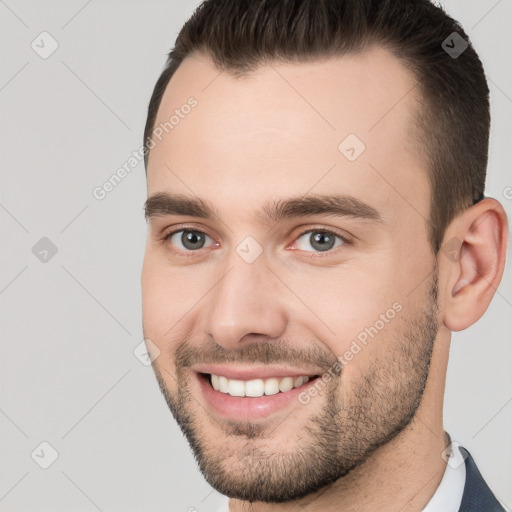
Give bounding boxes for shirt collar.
[422,440,467,512]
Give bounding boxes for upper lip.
[191,364,322,381]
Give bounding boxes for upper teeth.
[210,374,310,397]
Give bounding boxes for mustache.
[174,337,339,373]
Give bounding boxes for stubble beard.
[151,270,439,503]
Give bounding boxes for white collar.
[422,441,466,512]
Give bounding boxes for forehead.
[147,47,429,224]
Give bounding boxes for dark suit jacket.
[459,446,505,511]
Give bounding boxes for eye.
[161,226,348,256]
[165,229,216,252]
[293,229,346,253]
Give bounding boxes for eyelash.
[160,225,351,258]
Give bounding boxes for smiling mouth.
[202,373,320,397]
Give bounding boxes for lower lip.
[196,374,318,421]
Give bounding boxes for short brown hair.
[143,0,490,253]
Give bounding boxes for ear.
[440,198,509,331]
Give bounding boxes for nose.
[202,255,288,350]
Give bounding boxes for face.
[141,47,440,502]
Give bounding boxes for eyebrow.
[144,192,382,226]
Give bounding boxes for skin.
[141,47,508,511]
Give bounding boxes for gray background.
[0,1,511,511]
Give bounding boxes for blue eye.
[294,230,345,252]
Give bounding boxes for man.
[140,0,508,510]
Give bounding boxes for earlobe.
[441,198,508,332]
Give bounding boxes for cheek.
[141,257,163,329]
[290,267,407,374]
[141,255,179,347]
[292,267,396,331]
[141,255,211,349]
